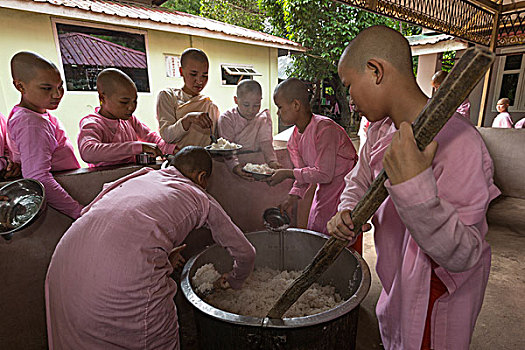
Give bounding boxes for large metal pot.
[181,228,370,350]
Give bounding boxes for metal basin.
[0,179,46,241]
[181,228,370,349]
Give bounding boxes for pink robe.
[492,112,513,128]
[288,114,357,234]
[7,106,82,219]
[0,113,9,171]
[218,107,277,169]
[339,114,500,349]
[45,167,255,350]
[78,108,176,167]
[514,118,525,128]
[456,99,471,120]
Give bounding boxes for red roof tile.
[59,32,147,68]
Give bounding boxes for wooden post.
[477,8,500,127]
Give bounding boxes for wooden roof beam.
[502,2,525,13]
[468,0,500,13]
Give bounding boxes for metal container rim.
[181,228,371,328]
[0,178,46,237]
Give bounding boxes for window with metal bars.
[493,49,525,112]
[221,64,261,85]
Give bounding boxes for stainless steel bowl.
[204,144,243,156]
[135,152,156,165]
[0,179,46,240]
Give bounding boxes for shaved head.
[171,146,212,179]
[498,97,510,105]
[237,79,262,98]
[431,70,448,86]
[339,26,413,76]
[273,78,310,106]
[97,68,136,96]
[11,51,59,83]
[180,48,209,68]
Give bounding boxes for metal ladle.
[263,207,290,270]
[263,207,290,232]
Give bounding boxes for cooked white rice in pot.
[192,264,343,318]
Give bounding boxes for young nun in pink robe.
[492,98,514,128]
[267,78,359,250]
[331,26,500,350]
[8,52,82,219]
[156,48,219,148]
[46,146,256,350]
[78,69,175,167]
[218,80,280,179]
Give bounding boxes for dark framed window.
[494,51,525,111]
[55,22,150,92]
[498,54,523,106]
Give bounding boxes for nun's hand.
[168,244,187,270]
[383,122,438,185]
[266,169,294,186]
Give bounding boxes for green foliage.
[164,0,266,32]
[200,0,266,31]
[441,50,456,72]
[260,0,420,129]
[161,0,201,15]
[260,0,418,81]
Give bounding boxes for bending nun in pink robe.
[45,166,255,350]
[78,107,176,167]
[218,107,277,169]
[8,106,82,219]
[288,114,357,234]
[339,114,500,349]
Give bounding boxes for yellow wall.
[0,7,280,164]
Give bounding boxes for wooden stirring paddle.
[266,46,495,319]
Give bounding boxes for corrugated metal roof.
[27,0,304,50]
[59,32,147,68]
[406,34,457,46]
